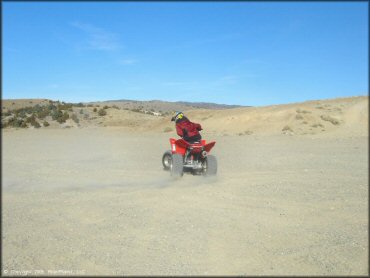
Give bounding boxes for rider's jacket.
[175,117,202,143]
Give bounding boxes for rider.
[171,111,202,143]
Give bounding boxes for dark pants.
[184,134,202,143]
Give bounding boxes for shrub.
[26,114,37,123]
[282,125,293,133]
[98,109,107,116]
[37,109,50,119]
[320,115,340,125]
[112,105,120,109]
[311,123,324,128]
[60,111,70,123]
[6,117,15,126]
[3,111,12,117]
[57,103,73,111]
[79,109,84,114]
[103,105,109,109]
[8,117,27,128]
[13,106,32,118]
[52,110,69,123]
[25,114,41,128]
[20,121,28,128]
[295,114,304,120]
[51,110,63,121]
[31,120,41,128]
[43,121,50,127]
[18,111,27,118]
[71,113,79,123]
[93,108,97,112]
[47,103,57,111]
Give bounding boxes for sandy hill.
[2,96,368,137]
[151,96,368,137]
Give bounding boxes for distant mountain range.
[2,98,248,115]
[173,101,246,109]
[97,99,248,112]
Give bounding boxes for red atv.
[162,138,217,177]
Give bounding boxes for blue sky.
[3,2,368,106]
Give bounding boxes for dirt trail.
[2,127,368,275]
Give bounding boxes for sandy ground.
[2,127,368,276]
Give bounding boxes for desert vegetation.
[282,125,293,134]
[296,108,311,114]
[320,115,340,125]
[98,108,107,116]
[71,113,79,123]
[295,114,304,120]
[311,123,324,128]
[1,101,88,129]
[129,105,165,116]
[1,99,169,129]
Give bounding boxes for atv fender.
[204,142,216,153]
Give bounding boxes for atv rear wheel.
[171,153,184,177]
[203,155,217,176]
[162,151,172,171]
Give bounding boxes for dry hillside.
[154,96,368,137]
[2,96,368,137]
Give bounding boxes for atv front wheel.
[203,155,217,176]
[171,153,184,177]
[162,151,172,171]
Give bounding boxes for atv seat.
[175,139,203,153]
[189,141,201,146]
[188,142,204,154]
